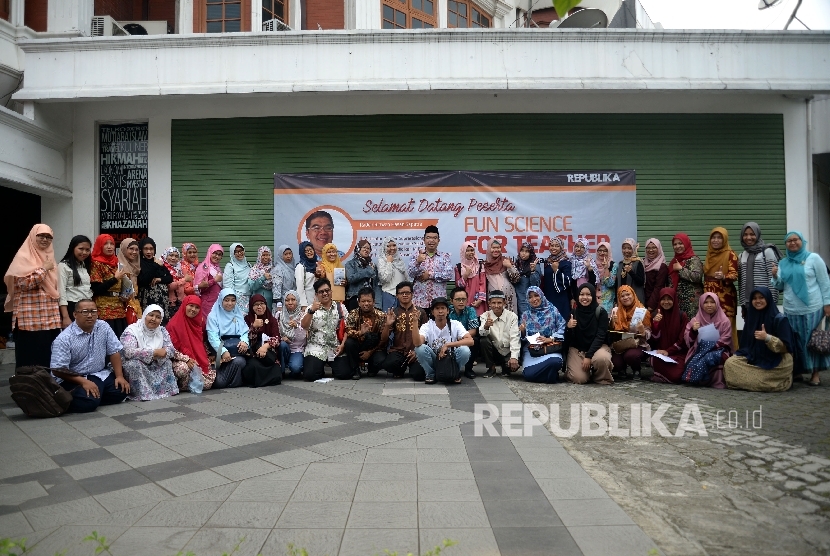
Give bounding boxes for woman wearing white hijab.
[224,242,252,315]
[120,304,179,401]
[377,237,409,311]
[206,288,249,388]
[271,244,297,311]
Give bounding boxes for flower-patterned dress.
[598,263,618,313]
[120,327,180,401]
[675,256,704,319]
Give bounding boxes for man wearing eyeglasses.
[49,299,131,413]
[300,277,351,381]
[377,281,428,380]
[305,210,335,259]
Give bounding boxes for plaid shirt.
[12,268,61,331]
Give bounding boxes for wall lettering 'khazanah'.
[99,123,149,244]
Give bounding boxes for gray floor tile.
[217,431,273,447]
[417,448,470,463]
[76,469,151,497]
[416,435,467,449]
[418,501,490,528]
[281,430,339,448]
[290,480,357,502]
[568,525,659,556]
[323,449,367,463]
[136,500,222,527]
[192,447,252,468]
[304,439,366,457]
[206,501,285,528]
[524,459,591,480]
[71,502,157,527]
[0,480,47,507]
[274,501,351,528]
[535,478,611,500]
[492,525,582,556]
[418,461,475,480]
[102,438,165,458]
[420,528,500,556]
[305,462,364,481]
[228,478,299,502]
[260,448,326,468]
[215,411,264,423]
[136,457,206,482]
[169,437,231,457]
[418,480,482,502]
[117,447,184,468]
[93,483,171,513]
[476,478,548,501]
[365,448,419,463]
[50,448,113,467]
[174,483,239,501]
[339,528,419,556]
[156,470,231,497]
[25,524,128,556]
[353,480,418,502]
[514,446,574,462]
[237,437,297,458]
[373,437,417,449]
[23,496,109,530]
[347,501,418,528]
[183,527,269,556]
[260,528,343,555]
[483,499,563,527]
[63,457,132,481]
[107,526,198,556]
[0,511,32,538]
[362,463,416,481]
[470,460,533,481]
[551,498,636,527]
[212,458,283,481]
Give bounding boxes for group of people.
[4,219,829,415]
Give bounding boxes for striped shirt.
[738,248,781,307]
[50,320,123,379]
[11,268,61,331]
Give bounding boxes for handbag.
[807,316,830,355]
[527,342,562,357]
[125,305,138,325]
[434,347,461,383]
[222,335,241,357]
[336,302,346,343]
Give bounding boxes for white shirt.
[419,319,468,352]
[478,309,521,360]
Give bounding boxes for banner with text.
[99,123,148,244]
[274,170,636,262]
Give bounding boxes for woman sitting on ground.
[242,294,283,387]
[681,293,732,388]
[609,285,652,381]
[167,294,216,392]
[564,284,613,385]
[724,287,795,392]
[520,286,566,384]
[120,304,179,401]
[649,287,690,384]
[206,288,249,388]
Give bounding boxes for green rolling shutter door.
[171,114,785,263]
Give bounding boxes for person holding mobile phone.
[89,234,130,337]
[407,225,453,311]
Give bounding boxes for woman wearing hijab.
[614,238,645,305]
[167,294,215,392]
[295,241,318,310]
[681,293,732,388]
[541,237,573,321]
[89,235,130,337]
[206,288,249,388]
[569,236,599,297]
[669,233,704,319]
[4,224,61,368]
[738,222,782,318]
[378,237,409,311]
[137,238,173,322]
[595,242,617,313]
[609,285,652,380]
[320,242,346,303]
[724,287,795,392]
[118,238,143,326]
[57,235,92,328]
[771,231,830,386]
[180,243,199,297]
[564,283,613,385]
[520,286,566,383]
[703,227,740,348]
[643,238,669,312]
[649,287,690,384]
[514,242,542,317]
[161,246,187,318]
[248,246,275,309]
[224,243,252,315]
[195,244,224,317]
[345,239,380,311]
[456,241,487,316]
[242,294,282,387]
[120,304,179,401]
[271,244,297,311]
[484,240,518,313]
[278,290,307,376]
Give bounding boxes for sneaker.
[483,368,496,378]
[464,369,477,379]
[352,370,361,380]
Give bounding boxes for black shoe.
[352,370,361,380]
[464,369,477,379]
[483,368,496,378]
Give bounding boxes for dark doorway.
[0,186,41,337]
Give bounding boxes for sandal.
[425,378,436,384]
[454,377,462,384]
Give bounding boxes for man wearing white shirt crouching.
[412,297,473,384]
[478,290,521,378]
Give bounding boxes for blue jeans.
[280,342,304,375]
[415,345,471,380]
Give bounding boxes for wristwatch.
[307,308,315,315]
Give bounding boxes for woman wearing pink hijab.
[681,292,733,388]
[455,241,487,316]
[643,238,669,313]
[4,224,61,368]
[194,244,224,317]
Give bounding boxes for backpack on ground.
[434,347,461,383]
[9,366,73,418]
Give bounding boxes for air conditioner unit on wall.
[91,16,129,36]
[263,18,291,31]
[118,21,169,35]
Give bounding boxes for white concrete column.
[346,0,378,30]
[42,196,73,259]
[72,117,97,244]
[783,99,812,241]
[289,0,302,30]
[177,0,194,34]
[148,117,172,249]
[48,0,93,36]
[437,0,447,27]
[252,0,262,30]
[10,0,24,27]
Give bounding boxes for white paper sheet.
[314,378,335,383]
[526,333,542,346]
[644,350,677,364]
[697,323,720,342]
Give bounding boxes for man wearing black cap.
[411,296,474,384]
[478,289,521,378]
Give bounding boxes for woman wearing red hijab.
[4,224,61,368]
[89,234,130,337]
[668,233,704,319]
[167,294,215,391]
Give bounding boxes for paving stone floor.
[0,363,658,556]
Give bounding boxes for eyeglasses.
[317,288,332,294]
[398,291,412,295]
[76,309,98,315]
[424,235,439,240]
[36,234,53,241]
[309,225,334,233]
[785,238,801,244]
